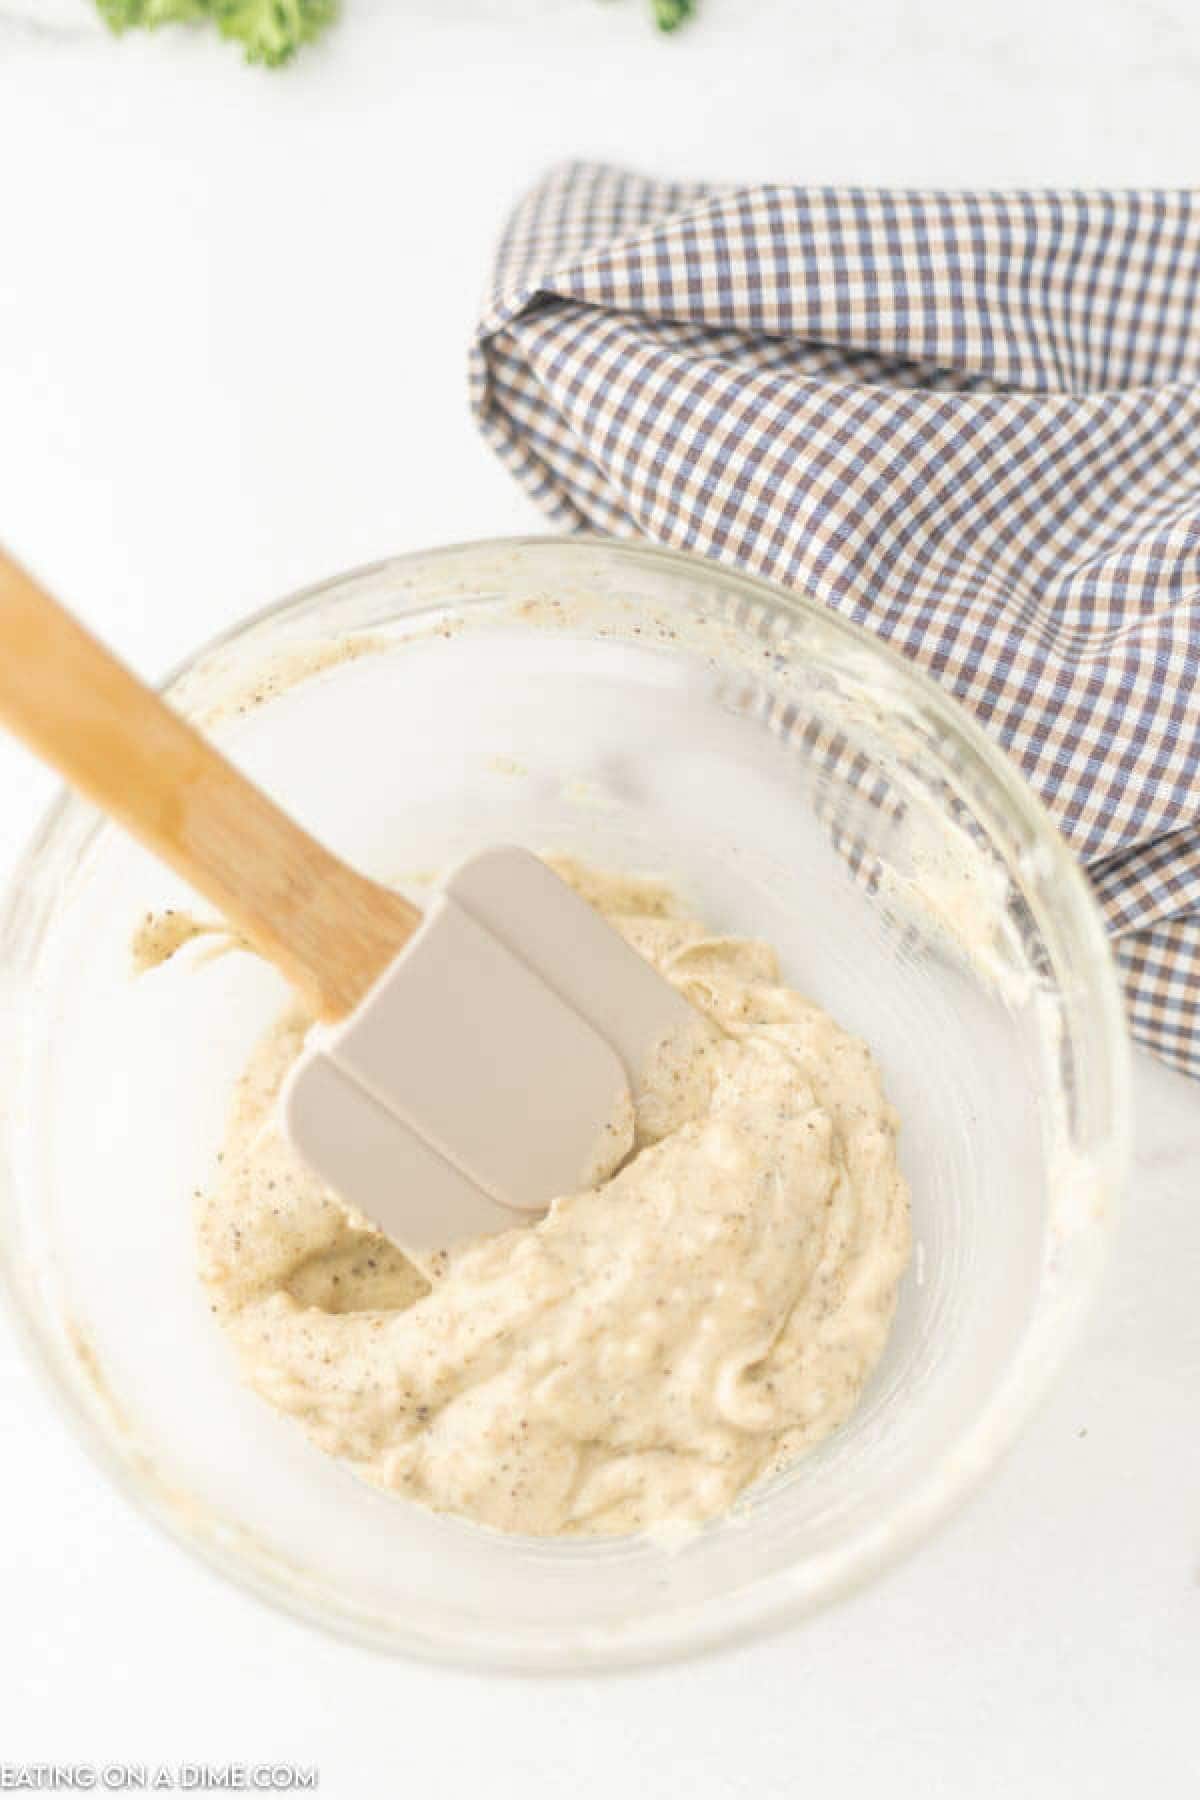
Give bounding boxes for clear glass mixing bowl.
[0,536,1130,1669]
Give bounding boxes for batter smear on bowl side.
[194,860,911,1537]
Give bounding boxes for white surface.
[0,0,1195,1792]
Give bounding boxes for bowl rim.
[0,531,1133,1671]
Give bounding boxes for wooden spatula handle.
[0,549,421,1020]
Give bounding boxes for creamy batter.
[195,861,911,1537]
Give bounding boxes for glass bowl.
[0,536,1130,1669]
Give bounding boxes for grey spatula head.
[282,847,694,1250]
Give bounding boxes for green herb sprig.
[96,0,694,65]
[652,0,695,28]
[96,0,338,66]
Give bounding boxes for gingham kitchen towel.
[470,162,1200,1080]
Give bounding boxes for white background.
[0,0,1197,1793]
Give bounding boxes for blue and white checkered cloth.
[471,163,1200,1080]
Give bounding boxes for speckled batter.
[195,861,911,1537]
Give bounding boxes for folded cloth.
[470,162,1200,1080]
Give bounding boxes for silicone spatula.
[0,550,694,1250]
